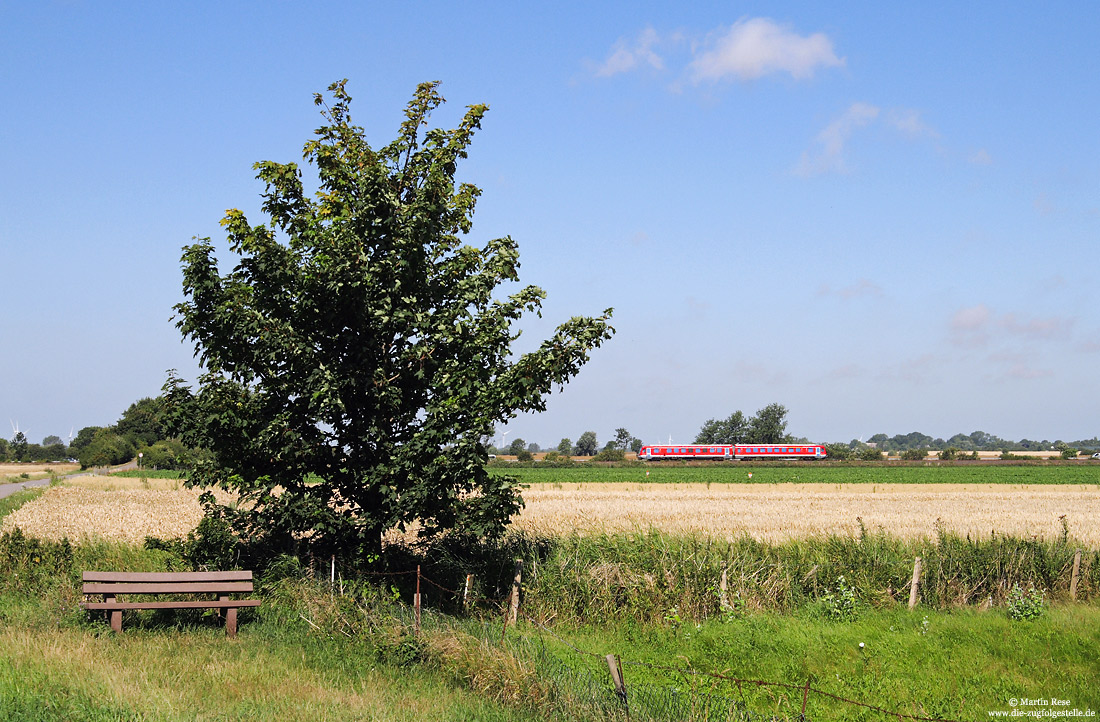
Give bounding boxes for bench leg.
[226,607,238,638]
[103,595,122,633]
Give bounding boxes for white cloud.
[886,109,939,139]
[595,27,664,77]
[689,18,844,82]
[795,103,941,177]
[949,304,1074,349]
[794,102,879,176]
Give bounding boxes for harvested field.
[6,478,1099,546]
[1,476,234,543]
[511,483,1100,545]
[0,462,79,477]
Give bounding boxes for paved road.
[0,460,138,500]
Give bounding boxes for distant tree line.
[842,431,1098,454]
[487,427,643,461]
[2,397,205,470]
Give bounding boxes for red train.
[638,444,827,461]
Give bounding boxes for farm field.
[511,482,1100,544]
[497,462,1100,485]
[0,462,80,484]
[0,476,233,543]
[6,471,1100,546]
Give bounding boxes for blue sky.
[2,1,1097,448]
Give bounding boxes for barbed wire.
[364,566,966,722]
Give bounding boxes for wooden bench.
[81,571,260,637]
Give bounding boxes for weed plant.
[1006,583,1045,621]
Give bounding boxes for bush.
[515,449,533,462]
[139,438,192,470]
[824,443,853,461]
[78,431,135,468]
[1006,583,1044,621]
[821,575,858,621]
[858,447,883,461]
[592,448,625,462]
[900,448,928,461]
[938,447,959,461]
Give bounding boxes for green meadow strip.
[495,463,1100,485]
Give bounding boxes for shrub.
[821,575,858,621]
[592,448,625,462]
[938,447,959,461]
[1006,583,1044,621]
[900,448,928,461]
[858,447,883,461]
[824,443,853,461]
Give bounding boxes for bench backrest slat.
[83,581,253,594]
[83,571,252,583]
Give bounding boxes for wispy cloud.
[795,103,941,177]
[794,102,879,176]
[689,18,844,82]
[949,304,1074,349]
[885,109,938,139]
[595,27,664,77]
[592,18,842,85]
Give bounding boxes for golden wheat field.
[1,476,234,543]
[0,462,80,477]
[5,478,1099,545]
[510,483,1100,544]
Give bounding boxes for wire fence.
[313,561,966,722]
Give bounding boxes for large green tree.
[694,411,748,444]
[574,431,598,456]
[164,81,613,560]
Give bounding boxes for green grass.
[5,519,1098,720]
[0,535,546,722]
[495,463,1100,485]
[110,469,188,479]
[509,604,1100,720]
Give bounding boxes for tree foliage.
[574,431,599,456]
[695,404,790,445]
[695,411,748,444]
[164,81,614,560]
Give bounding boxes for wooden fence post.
[908,557,922,610]
[1070,549,1082,601]
[719,565,729,610]
[606,654,629,717]
[509,559,524,626]
[800,678,811,721]
[463,573,475,610]
[414,565,422,636]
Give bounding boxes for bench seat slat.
[83,571,252,583]
[83,582,254,594]
[83,600,262,610]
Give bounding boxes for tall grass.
[376,526,1097,626]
